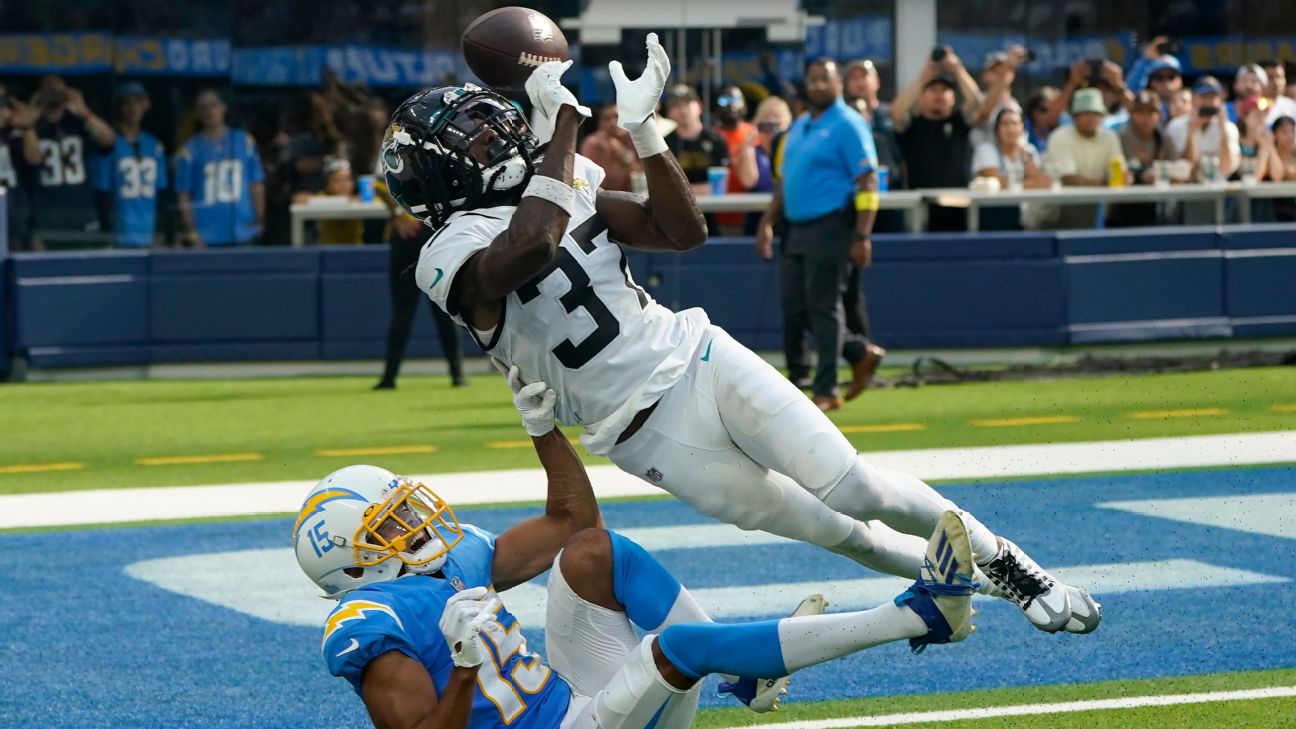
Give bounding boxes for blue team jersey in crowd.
[93,132,168,247]
[322,525,571,729]
[173,128,263,245]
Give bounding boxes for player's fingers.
[518,381,548,400]
[558,59,573,77]
[540,389,557,411]
[448,586,490,605]
[608,60,629,88]
[646,32,659,51]
[507,365,523,392]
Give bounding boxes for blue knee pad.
[657,621,786,680]
[608,529,683,632]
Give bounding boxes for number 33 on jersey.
[415,154,708,456]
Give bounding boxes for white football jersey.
[416,155,708,455]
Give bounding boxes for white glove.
[438,586,501,669]
[494,360,558,436]
[525,60,591,145]
[608,32,671,158]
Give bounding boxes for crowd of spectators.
[3,36,1296,252]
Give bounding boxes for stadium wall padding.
[4,225,1295,368]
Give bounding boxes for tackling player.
[383,37,1100,636]
[295,366,981,728]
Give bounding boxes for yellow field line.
[487,436,582,449]
[971,415,1080,428]
[1272,404,1296,413]
[840,423,927,434]
[135,453,264,466]
[315,445,437,457]
[0,462,86,475]
[1128,408,1229,420]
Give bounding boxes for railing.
[288,182,1296,245]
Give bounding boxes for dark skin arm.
[596,145,707,252]
[361,651,478,729]
[453,105,583,332]
[491,428,603,591]
[851,170,878,267]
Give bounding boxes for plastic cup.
[707,167,729,196]
[358,175,376,202]
[876,165,890,192]
[1154,160,1171,188]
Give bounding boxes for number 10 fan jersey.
[416,155,708,455]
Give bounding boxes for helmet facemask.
[354,479,464,575]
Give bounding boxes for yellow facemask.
[354,480,464,568]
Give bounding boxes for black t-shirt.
[664,127,729,185]
[32,113,110,239]
[897,113,972,189]
[1,125,32,248]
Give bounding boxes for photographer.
[1050,59,1135,133]
[19,75,116,249]
[1166,77,1239,180]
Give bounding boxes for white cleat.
[980,537,1072,633]
[718,593,828,712]
[1062,584,1103,634]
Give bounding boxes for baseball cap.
[1131,90,1160,111]
[666,84,698,106]
[924,73,958,91]
[1192,76,1224,96]
[115,81,149,101]
[845,59,877,77]
[983,51,1010,71]
[1147,57,1182,76]
[1071,87,1106,115]
[1234,63,1269,87]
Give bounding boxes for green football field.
[1,366,1294,494]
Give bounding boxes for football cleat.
[979,537,1072,633]
[895,510,979,654]
[718,593,828,712]
[1062,585,1102,634]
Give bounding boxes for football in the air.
[462,6,570,90]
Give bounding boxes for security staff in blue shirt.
[757,59,884,411]
[94,83,167,247]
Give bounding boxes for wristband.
[521,175,576,216]
[854,191,880,212]
[626,119,669,158]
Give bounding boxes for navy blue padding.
[149,247,321,274]
[320,246,388,272]
[1218,223,1296,250]
[871,231,1057,261]
[320,272,389,341]
[1069,320,1233,345]
[1233,320,1296,337]
[1057,227,1219,256]
[9,250,150,277]
[25,345,150,367]
[13,276,148,348]
[150,273,319,342]
[150,342,320,362]
[1224,254,1296,318]
[1066,258,1224,325]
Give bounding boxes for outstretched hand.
[525,60,590,145]
[609,32,670,129]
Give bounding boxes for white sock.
[777,602,928,673]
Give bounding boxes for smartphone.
[1155,39,1180,56]
[1198,106,1219,118]
[930,46,948,63]
[1087,59,1105,80]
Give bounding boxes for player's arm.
[361,652,476,729]
[493,366,601,592]
[597,33,707,253]
[452,64,588,332]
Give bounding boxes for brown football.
[462,7,571,90]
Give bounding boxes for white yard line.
[3,431,1295,530]
[712,686,1296,728]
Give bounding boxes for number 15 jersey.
[416,155,708,455]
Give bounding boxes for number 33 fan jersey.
[416,154,708,455]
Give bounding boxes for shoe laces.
[989,548,1052,607]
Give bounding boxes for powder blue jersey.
[173,128,263,245]
[322,525,571,728]
[93,132,167,247]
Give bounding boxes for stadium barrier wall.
[4,225,1294,369]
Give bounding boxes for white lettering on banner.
[166,39,189,72]
[191,41,213,74]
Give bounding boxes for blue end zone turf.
[2,467,1294,727]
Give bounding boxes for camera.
[1198,106,1219,118]
[930,45,949,63]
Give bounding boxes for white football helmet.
[293,464,465,599]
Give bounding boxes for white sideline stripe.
[1099,493,1296,540]
[711,686,1296,728]
[5,431,1296,529]
[123,553,1285,631]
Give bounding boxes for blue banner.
[231,46,326,86]
[1179,36,1296,74]
[0,33,114,73]
[114,37,230,76]
[939,32,1136,72]
[324,45,461,88]
[804,16,893,62]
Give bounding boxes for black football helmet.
[383,84,539,228]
